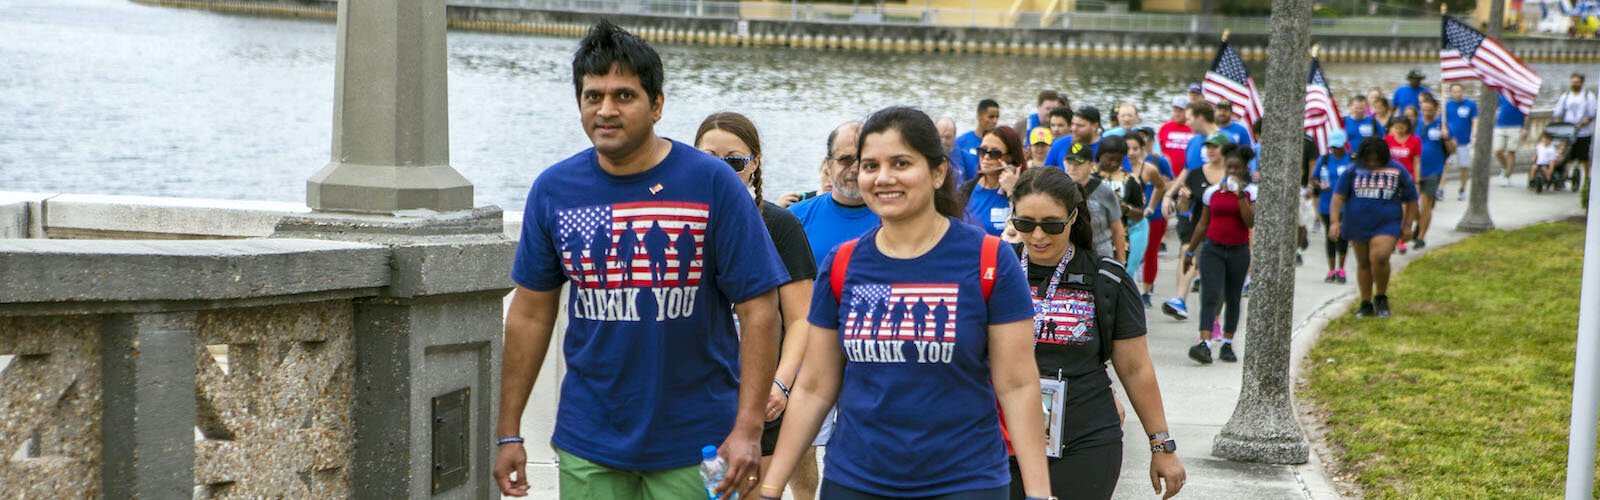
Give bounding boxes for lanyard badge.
[1021,245,1074,345]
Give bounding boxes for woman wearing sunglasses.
[959,125,1027,236]
[1007,166,1185,500]
[761,106,1052,500]
[695,112,822,488]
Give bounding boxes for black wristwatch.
[1149,432,1177,454]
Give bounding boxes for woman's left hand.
[765,382,787,422]
[1150,452,1187,499]
[999,166,1021,195]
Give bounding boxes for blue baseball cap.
[1328,130,1348,149]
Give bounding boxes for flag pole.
[1564,62,1600,500]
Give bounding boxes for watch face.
[1162,440,1178,452]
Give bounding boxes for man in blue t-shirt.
[1183,100,1220,176]
[1044,105,1105,167]
[790,122,882,267]
[1214,102,1253,149]
[1443,83,1478,200]
[953,99,1000,183]
[937,117,967,186]
[497,21,786,499]
[1492,94,1530,187]
[1415,95,1451,249]
[1392,69,1432,121]
[1344,95,1385,150]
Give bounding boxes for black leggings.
[1199,241,1250,334]
[1006,441,1123,500]
[1319,213,1348,261]
[822,479,1008,500]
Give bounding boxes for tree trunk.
[1457,0,1505,233]
[1210,0,1311,464]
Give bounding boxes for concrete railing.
[0,193,518,497]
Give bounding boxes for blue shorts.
[1342,219,1400,242]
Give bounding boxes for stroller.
[1532,122,1583,193]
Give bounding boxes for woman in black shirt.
[695,112,820,493]
[1005,167,1186,500]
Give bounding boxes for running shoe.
[1397,240,1408,255]
[1188,341,1213,364]
[1457,189,1466,201]
[1335,268,1348,284]
[1190,278,1201,293]
[1324,270,1337,283]
[1162,297,1190,320]
[1413,239,1427,250]
[1355,301,1375,317]
[1502,176,1513,187]
[1295,249,1304,267]
[1242,277,1252,297]
[1219,342,1238,362]
[1142,292,1153,308]
[1375,295,1392,318]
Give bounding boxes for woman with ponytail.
[1004,166,1186,500]
[695,112,822,491]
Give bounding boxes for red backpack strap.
[830,239,860,306]
[980,235,1001,302]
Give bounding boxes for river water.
[1,0,1589,209]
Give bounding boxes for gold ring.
[747,475,758,482]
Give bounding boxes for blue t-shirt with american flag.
[512,139,788,471]
[807,220,1034,497]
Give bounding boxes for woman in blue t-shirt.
[1312,131,1354,284]
[1331,138,1420,319]
[1005,166,1186,500]
[959,125,1026,236]
[762,107,1053,500]
[695,112,824,495]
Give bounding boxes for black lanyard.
[1021,245,1073,345]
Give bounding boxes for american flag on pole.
[1305,58,1345,155]
[1441,15,1542,113]
[1202,40,1265,138]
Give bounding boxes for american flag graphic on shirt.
[1032,288,1095,346]
[555,201,708,289]
[842,283,959,342]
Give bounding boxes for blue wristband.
[773,378,790,398]
[496,436,525,446]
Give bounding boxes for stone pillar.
[306,0,472,213]
[1211,0,1311,465]
[100,312,198,498]
[1457,0,1506,233]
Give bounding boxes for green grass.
[1303,221,1596,498]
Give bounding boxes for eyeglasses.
[976,147,1008,160]
[832,154,857,168]
[1010,218,1069,234]
[721,156,753,172]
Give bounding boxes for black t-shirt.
[1302,135,1319,187]
[1182,164,1218,219]
[761,200,818,285]
[1024,247,1146,449]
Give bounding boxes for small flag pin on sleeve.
[649,183,664,195]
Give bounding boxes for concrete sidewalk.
[1111,172,1585,500]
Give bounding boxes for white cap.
[1170,96,1190,109]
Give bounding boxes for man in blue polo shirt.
[953,99,1000,183]
[1392,69,1432,121]
[1444,83,1478,200]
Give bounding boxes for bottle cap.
[701,445,718,461]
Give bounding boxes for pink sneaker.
[1336,268,1348,284]
[1211,320,1224,340]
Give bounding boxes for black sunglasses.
[832,154,857,168]
[976,147,1008,160]
[1010,218,1069,234]
[722,156,753,172]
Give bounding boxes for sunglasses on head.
[1010,217,1069,234]
[722,156,753,172]
[976,147,1008,160]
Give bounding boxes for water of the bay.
[1,0,1590,210]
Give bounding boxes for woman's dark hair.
[1095,137,1128,163]
[857,106,964,219]
[573,20,664,104]
[1388,116,1413,133]
[1125,130,1149,148]
[985,125,1026,169]
[1354,137,1391,169]
[1219,142,1256,164]
[695,112,764,213]
[1010,167,1097,256]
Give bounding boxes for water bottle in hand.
[700,445,739,499]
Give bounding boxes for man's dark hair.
[1048,106,1074,123]
[1574,72,1587,83]
[1186,100,1215,123]
[977,99,1000,114]
[572,20,664,104]
[1036,90,1063,106]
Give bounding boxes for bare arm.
[719,289,783,498]
[1110,336,1186,499]
[760,324,845,499]
[1112,217,1128,262]
[494,286,563,496]
[1401,200,1419,241]
[766,279,815,421]
[989,319,1051,499]
[1238,189,1256,228]
[1329,194,1346,241]
[1186,205,1211,251]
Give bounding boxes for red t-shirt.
[1202,183,1257,246]
[1385,134,1422,178]
[1158,121,1195,175]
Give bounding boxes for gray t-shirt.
[1084,179,1120,258]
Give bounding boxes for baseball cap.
[1328,129,1348,149]
[1076,105,1102,124]
[1204,131,1232,146]
[1187,83,1203,93]
[1407,68,1425,80]
[1170,96,1190,109]
[1029,126,1054,145]
[1063,142,1094,163]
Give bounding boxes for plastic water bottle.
[699,445,738,499]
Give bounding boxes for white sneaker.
[1501,177,1513,187]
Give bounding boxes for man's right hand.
[494,443,531,497]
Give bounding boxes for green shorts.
[555,448,703,500]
